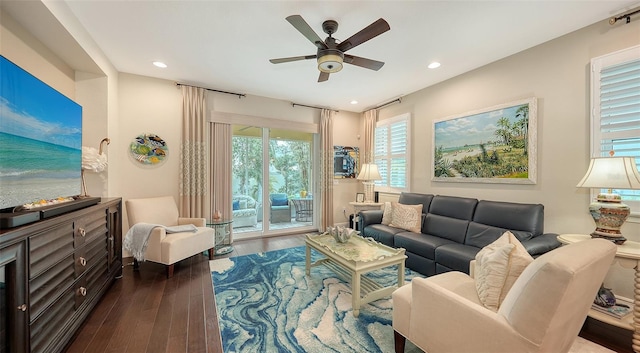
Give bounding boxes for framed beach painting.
[432,97,537,184]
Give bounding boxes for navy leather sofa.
[359,192,562,277]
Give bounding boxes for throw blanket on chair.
[124,223,198,261]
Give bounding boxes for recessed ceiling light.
[153,61,167,68]
[428,62,441,69]
[350,100,358,105]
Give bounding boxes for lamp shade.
[357,163,381,181]
[317,50,344,73]
[576,156,640,190]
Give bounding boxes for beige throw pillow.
[382,202,393,225]
[474,231,533,311]
[389,202,422,233]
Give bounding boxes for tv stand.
[0,198,122,353]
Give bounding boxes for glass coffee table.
[305,233,407,317]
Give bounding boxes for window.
[591,45,640,215]
[374,113,410,192]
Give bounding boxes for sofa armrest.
[408,276,533,352]
[178,217,206,227]
[359,210,383,229]
[521,233,561,257]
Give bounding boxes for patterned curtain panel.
[363,109,377,164]
[210,123,233,243]
[179,86,208,218]
[320,109,334,230]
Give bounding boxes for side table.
[558,233,640,353]
[207,219,234,255]
[349,202,383,230]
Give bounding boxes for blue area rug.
[210,246,423,353]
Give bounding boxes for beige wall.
[378,18,640,297]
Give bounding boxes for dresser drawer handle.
[17,304,27,312]
[77,287,87,297]
[78,228,86,237]
[78,257,87,267]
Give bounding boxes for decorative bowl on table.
[326,226,359,243]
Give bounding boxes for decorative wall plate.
[129,133,168,165]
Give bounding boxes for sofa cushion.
[428,195,478,220]
[272,196,288,206]
[382,202,393,225]
[364,224,404,247]
[398,192,434,214]
[423,213,470,243]
[472,200,543,236]
[434,243,481,274]
[239,199,248,209]
[389,202,423,233]
[475,231,533,311]
[232,200,240,210]
[465,222,533,249]
[395,231,457,260]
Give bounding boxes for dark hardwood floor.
[64,232,632,353]
[65,233,306,353]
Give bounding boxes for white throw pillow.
[382,202,393,225]
[389,202,422,233]
[239,199,248,209]
[474,231,533,311]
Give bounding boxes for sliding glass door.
[232,125,315,239]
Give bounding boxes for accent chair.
[269,193,291,223]
[392,238,616,353]
[125,196,215,278]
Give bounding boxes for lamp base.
[590,233,627,245]
[588,196,630,245]
[362,181,376,203]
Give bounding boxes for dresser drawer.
[74,210,107,248]
[29,222,74,279]
[75,236,108,277]
[29,253,75,322]
[29,289,75,353]
[75,257,108,310]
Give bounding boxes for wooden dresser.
[0,198,122,353]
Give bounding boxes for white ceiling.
[7,1,640,112]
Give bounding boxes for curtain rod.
[292,102,339,113]
[610,7,640,24]
[374,98,402,110]
[175,82,245,99]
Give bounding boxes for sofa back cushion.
[399,192,434,214]
[424,214,470,243]
[465,200,544,248]
[428,195,478,220]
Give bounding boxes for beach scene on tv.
[433,102,530,180]
[0,56,82,210]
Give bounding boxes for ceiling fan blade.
[269,55,317,64]
[318,72,330,82]
[286,15,328,50]
[337,18,390,52]
[344,54,385,71]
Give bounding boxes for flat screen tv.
[0,55,82,212]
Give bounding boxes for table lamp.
[576,151,640,244]
[357,163,381,203]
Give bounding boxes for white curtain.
[320,109,334,230]
[179,86,208,218]
[210,122,233,244]
[363,109,377,164]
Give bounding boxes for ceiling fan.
[269,15,390,82]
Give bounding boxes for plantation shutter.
[591,46,640,211]
[374,113,410,192]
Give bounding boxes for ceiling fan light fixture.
[317,50,344,73]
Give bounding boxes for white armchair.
[392,238,616,353]
[125,196,215,278]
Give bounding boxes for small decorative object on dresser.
[356,193,364,203]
